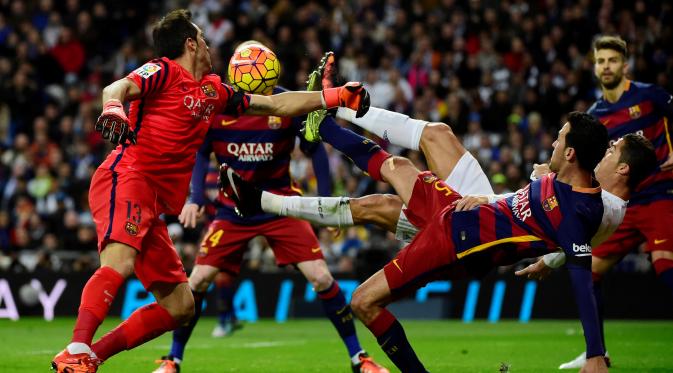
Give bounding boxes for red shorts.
[594,199,673,258]
[384,172,465,295]
[89,168,187,289]
[195,217,322,275]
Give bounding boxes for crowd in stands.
[1,0,671,275]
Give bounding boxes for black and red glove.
[95,99,136,145]
[321,82,370,118]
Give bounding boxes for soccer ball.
[228,45,281,95]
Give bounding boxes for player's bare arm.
[245,81,369,118]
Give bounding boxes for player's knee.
[307,267,334,292]
[388,156,414,171]
[172,296,196,326]
[421,122,457,148]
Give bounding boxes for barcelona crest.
[628,105,641,119]
[125,221,139,236]
[268,116,282,129]
[542,196,558,212]
[201,83,218,98]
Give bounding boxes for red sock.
[367,150,392,181]
[92,303,178,361]
[366,308,396,337]
[72,266,124,345]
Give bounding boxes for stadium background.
[1,0,673,316]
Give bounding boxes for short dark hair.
[619,134,657,190]
[152,9,198,59]
[593,35,628,60]
[565,111,608,172]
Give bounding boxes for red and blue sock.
[319,119,391,181]
[367,308,427,372]
[92,302,178,361]
[72,266,124,345]
[168,290,206,361]
[317,281,362,358]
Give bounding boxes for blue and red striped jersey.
[451,174,603,265]
[189,87,331,225]
[588,80,673,204]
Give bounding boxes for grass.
[1,317,672,372]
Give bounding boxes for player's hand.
[515,258,553,280]
[178,203,205,228]
[580,356,608,373]
[95,99,136,145]
[532,163,551,179]
[660,153,673,172]
[322,82,370,118]
[453,195,489,211]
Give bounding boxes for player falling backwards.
[152,41,388,373]
[540,35,673,370]
[221,53,656,371]
[51,10,371,373]
[259,54,653,371]
[255,54,649,270]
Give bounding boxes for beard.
[600,73,623,90]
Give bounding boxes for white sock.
[67,342,93,355]
[261,192,354,227]
[351,350,366,365]
[336,107,427,150]
[173,357,182,364]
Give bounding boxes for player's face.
[594,48,626,90]
[549,122,570,172]
[594,138,625,186]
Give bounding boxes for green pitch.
[1,318,672,372]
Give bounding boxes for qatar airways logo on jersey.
[511,184,532,222]
[183,95,216,122]
[227,143,274,162]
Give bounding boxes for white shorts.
[395,152,493,243]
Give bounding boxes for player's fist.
[322,82,370,118]
[95,99,136,145]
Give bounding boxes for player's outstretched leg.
[51,243,135,373]
[88,281,192,366]
[351,270,428,373]
[153,264,219,372]
[297,259,389,373]
[259,193,403,233]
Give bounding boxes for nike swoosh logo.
[335,306,348,315]
[392,259,402,273]
[222,119,237,126]
[654,239,668,245]
[311,247,321,253]
[601,119,610,126]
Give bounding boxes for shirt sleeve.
[648,85,673,119]
[219,83,251,117]
[557,209,604,358]
[126,59,171,98]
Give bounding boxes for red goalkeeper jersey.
[99,57,250,214]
